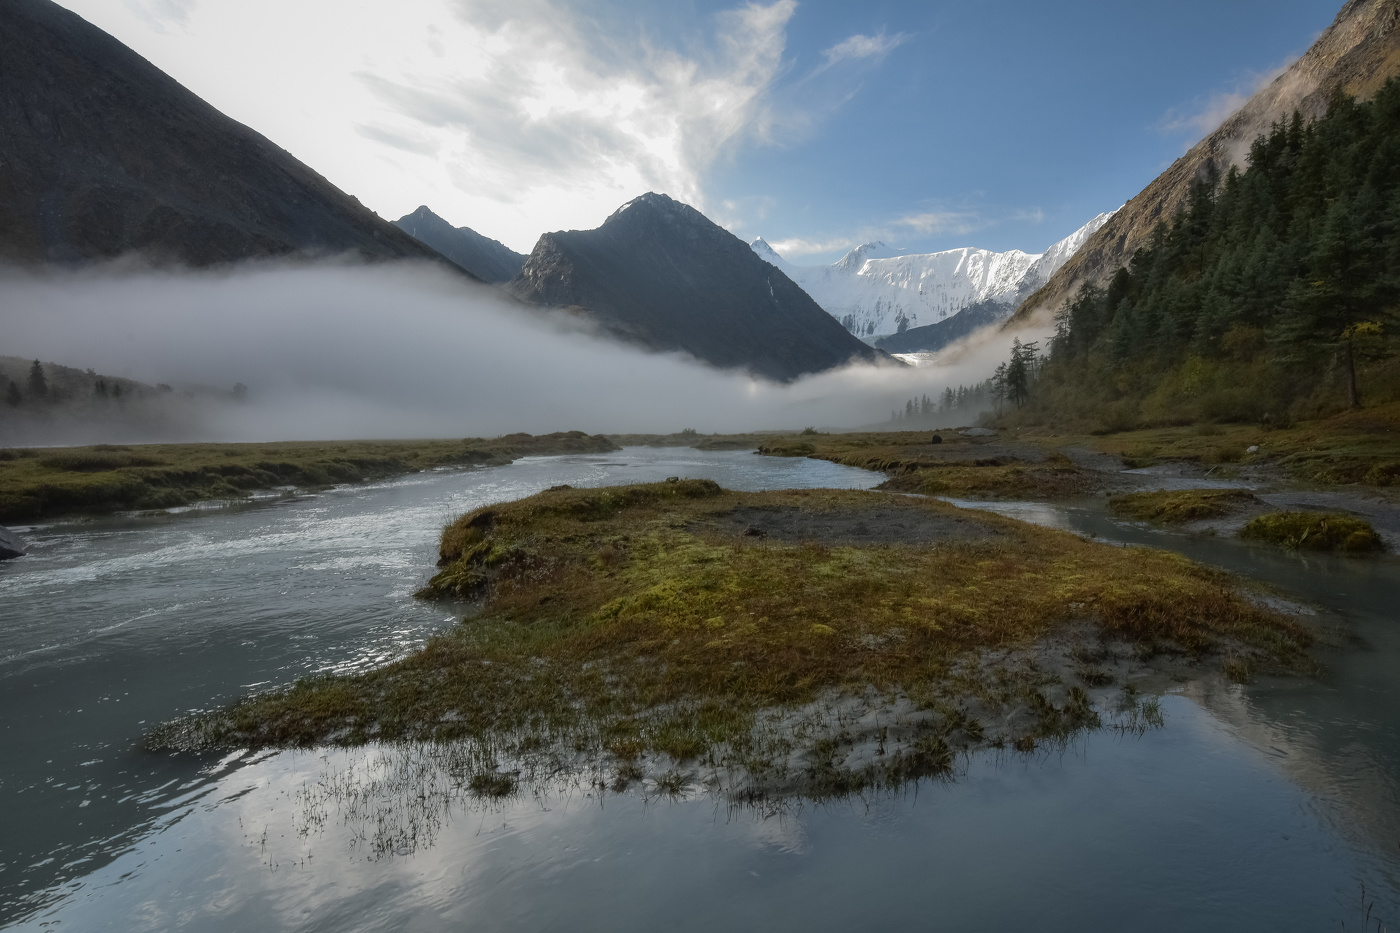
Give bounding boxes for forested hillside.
[1006,81,1400,431]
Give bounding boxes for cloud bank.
[0,263,1023,444]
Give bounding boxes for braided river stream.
[2,448,1397,930]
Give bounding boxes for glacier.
[752,211,1116,343]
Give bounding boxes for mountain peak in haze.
[0,0,445,268]
[394,207,525,283]
[510,192,883,381]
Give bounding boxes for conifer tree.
[28,360,47,399]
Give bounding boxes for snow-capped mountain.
[751,211,1116,342]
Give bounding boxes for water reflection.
[11,697,1394,932]
[0,448,876,923]
[3,454,1399,929]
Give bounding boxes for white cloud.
[768,209,987,259]
[821,30,910,67]
[1157,57,1297,142]
[892,210,981,236]
[53,0,805,254]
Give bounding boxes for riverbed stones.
[0,525,27,560]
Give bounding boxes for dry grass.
[1044,401,1400,489]
[155,482,1311,783]
[0,432,618,522]
[1109,488,1260,523]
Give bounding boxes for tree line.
[1000,80,1400,430]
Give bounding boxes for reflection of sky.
[936,497,1079,533]
[6,452,1400,928]
[19,697,1394,931]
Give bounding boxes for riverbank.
[749,415,1400,552]
[153,480,1314,799]
[0,431,619,523]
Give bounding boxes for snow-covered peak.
[1017,210,1117,292]
[750,211,1114,341]
[750,236,787,268]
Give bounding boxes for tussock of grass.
[1240,511,1385,553]
[0,432,618,522]
[1110,488,1259,523]
[155,482,1312,795]
[886,463,1095,500]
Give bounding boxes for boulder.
[0,525,27,560]
[930,434,943,445]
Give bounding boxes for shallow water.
[2,451,1397,930]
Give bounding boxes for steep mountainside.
[752,212,1113,351]
[509,194,883,381]
[1010,0,1400,327]
[0,0,446,267]
[394,207,525,283]
[1001,78,1400,431]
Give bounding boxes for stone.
[0,525,28,560]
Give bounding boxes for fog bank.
[0,262,1038,444]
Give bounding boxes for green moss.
[156,483,1312,789]
[1110,488,1259,523]
[1240,511,1385,553]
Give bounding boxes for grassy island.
[0,431,619,523]
[1109,488,1261,523]
[154,480,1313,798]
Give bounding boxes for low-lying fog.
[0,261,1045,445]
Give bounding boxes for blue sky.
[60,0,1342,260]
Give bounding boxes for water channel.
[1,448,1396,930]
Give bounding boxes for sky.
[55,0,1344,262]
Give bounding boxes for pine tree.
[5,381,20,407]
[28,360,47,399]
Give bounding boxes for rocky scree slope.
[0,0,451,268]
[508,193,884,381]
[1010,0,1400,327]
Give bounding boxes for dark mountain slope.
[395,206,525,283]
[508,193,884,381]
[875,298,1009,355]
[0,0,446,267]
[1010,0,1400,328]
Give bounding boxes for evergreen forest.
[1006,79,1400,431]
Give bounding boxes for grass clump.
[1240,511,1385,553]
[1109,488,1259,523]
[155,482,1313,795]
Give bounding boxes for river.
[1,448,1397,930]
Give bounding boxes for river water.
[1,448,1397,930]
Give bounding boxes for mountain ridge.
[394,207,525,283]
[753,212,1114,353]
[509,193,885,381]
[0,0,449,269]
